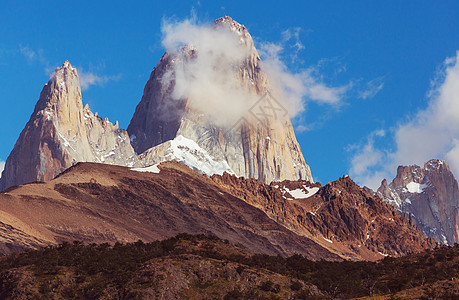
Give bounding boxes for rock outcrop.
[377,159,459,245]
[212,173,436,260]
[128,16,313,184]
[0,61,136,191]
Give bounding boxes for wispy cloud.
[281,27,306,63]
[19,45,49,67]
[258,39,351,118]
[295,124,310,133]
[78,69,122,91]
[348,130,389,189]
[349,51,459,189]
[358,77,385,100]
[19,45,36,60]
[18,45,120,91]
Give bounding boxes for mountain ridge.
[0,161,435,261]
[1,16,313,191]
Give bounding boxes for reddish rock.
[212,173,436,260]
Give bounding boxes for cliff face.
[377,159,459,245]
[0,61,136,191]
[127,16,312,184]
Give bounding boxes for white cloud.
[78,69,122,91]
[349,51,459,188]
[160,16,256,127]
[295,124,310,133]
[19,45,36,60]
[358,77,385,100]
[348,130,389,189]
[159,16,350,127]
[0,161,4,179]
[19,45,49,67]
[258,40,350,117]
[281,27,305,62]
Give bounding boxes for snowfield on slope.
[132,135,235,177]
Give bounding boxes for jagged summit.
[1,16,313,189]
[213,16,248,35]
[0,61,136,190]
[377,159,459,245]
[128,16,313,184]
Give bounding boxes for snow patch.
[58,133,76,152]
[378,252,389,257]
[153,135,234,177]
[284,185,319,200]
[406,182,426,193]
[0,160,4,179]
[304,186,320,198]
[323,237,333,243]
[404,198,412,204]
[132,163,161,174]
[285,188,309,199]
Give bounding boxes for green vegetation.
[0,234,457,299]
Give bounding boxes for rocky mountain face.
[212,173,436,261]
[0,61,136,191]
[377,159,459,245]
[127,16,313,184]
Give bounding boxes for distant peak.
[424,159,448,171]
[213,16,246,32]
[55,60,76,73]
[214,16,234,23]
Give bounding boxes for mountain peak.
[54,60,77,76]
[378,159,459,245]
[214,16,244,30]
[62,60,73,69]
[127,17,312,184]
[424,159,449,172]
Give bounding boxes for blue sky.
[1,1,458,188]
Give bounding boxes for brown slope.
[0,161,339,260]
[211,173,436,260]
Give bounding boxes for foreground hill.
[0,234,457,299]
[0,162,337,260]
[0,162,434,261]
